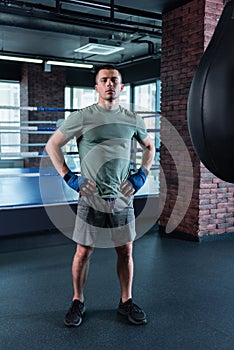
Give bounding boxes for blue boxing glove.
[127,167,149,192]
[63,170,88,192]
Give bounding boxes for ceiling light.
[74,43,124,56]
[0,55,43,64]
[46,60,93,69]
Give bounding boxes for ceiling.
[0,0,193,68]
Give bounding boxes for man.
[46,64,155,327]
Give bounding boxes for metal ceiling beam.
[62,0,162,20]
[56,0,61,12]
[0,1,161,38]
[110,0,114,21]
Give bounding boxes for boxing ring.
[0,105,160,237]
[0,168,79,235]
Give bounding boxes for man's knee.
[115,242,133,260]
[75,244,94,261]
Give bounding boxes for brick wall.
[159,0,234,240]
[198,0,234,238]
[20,64,66,167]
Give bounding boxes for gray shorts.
[72,195,136,248]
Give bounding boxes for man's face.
[95,69,124,101]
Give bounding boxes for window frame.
[0,80,20,158]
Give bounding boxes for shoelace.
[124,301,142,314]
[71,301,83,315]
[130,303,142,314]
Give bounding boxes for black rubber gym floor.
[1,229,234,350]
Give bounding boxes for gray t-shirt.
[59,103,148,197]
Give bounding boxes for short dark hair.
[95,64,122,83]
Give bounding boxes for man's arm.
[46,129,71,177]
[46,130,96,195]
[139,135,155,171]
[121,135,155,196]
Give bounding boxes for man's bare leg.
[72,244,94,302]
[115,242,133,302]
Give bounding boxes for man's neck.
[98,99,120,111]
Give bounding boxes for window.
[65,87,97,119]
[119,84,131,106]
[134,82,157,111]
[66,87,97,109]
[0,82,20,156]
[133,81,161,196]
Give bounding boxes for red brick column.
[20,64,66,167]
[159,0,234,241]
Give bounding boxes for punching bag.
[187,0,234,183]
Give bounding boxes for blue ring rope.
[0,106,77,112]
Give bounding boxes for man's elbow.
[45,138,52,154]
[45,136,57,156]
[147,139,155,155]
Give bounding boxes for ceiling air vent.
[74,43,124,55]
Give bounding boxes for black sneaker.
[64,299,85,327]
[118,298,147,325]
